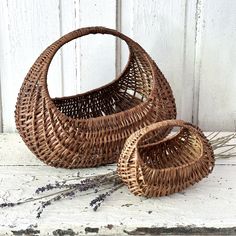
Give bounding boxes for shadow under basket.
[15,26,176,168]
[117,120,215,197]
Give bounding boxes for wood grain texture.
[197,0,236,131]
[0,133,235,235]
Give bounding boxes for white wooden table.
[0,133,236,235]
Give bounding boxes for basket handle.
[137,120,204,149]
[36,26,140,85]
[18,26,150,122]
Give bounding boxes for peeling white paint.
[0,133,235,235]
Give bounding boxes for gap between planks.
[192,0,203,125]
[115,0,122,77]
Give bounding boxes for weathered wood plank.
[0,133,236,234]
[197,0,236,131]
[0,0,62,132]
[0,165,235,234]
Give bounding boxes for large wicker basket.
[15,27,176,168]
[117,120,215,197]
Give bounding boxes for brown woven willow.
[15,26,176,168]
[117,119,215,197]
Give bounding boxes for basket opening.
[48,34,127,97]
[138,125,203,169]
[47,34,154,120]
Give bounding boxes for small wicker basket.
[117,120,215,197]
[15,27,176,168]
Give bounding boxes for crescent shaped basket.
[15,26,176,168]
[117,120,215,197]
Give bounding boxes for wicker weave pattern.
[15,27,176,168]
[117,120,215,197]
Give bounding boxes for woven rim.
[38,26,159,122]
[117,119,215,197]
[136,121,205,170]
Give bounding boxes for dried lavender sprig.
[36,182,122,218]
[35,177,107,199]
[90,182,124,211]
[0,186,81,209]
[0,202,21,208]
[36,187,78,218]
[35,182,63,194]
[35,171,117,194]
[0,171,119,208]
[36,174,122,217]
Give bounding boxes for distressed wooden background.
[0,0,235,132]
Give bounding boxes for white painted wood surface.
[0,133,235,235]
[0,0,63,132]
[0,0,236,132]
[197,0,236,131]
